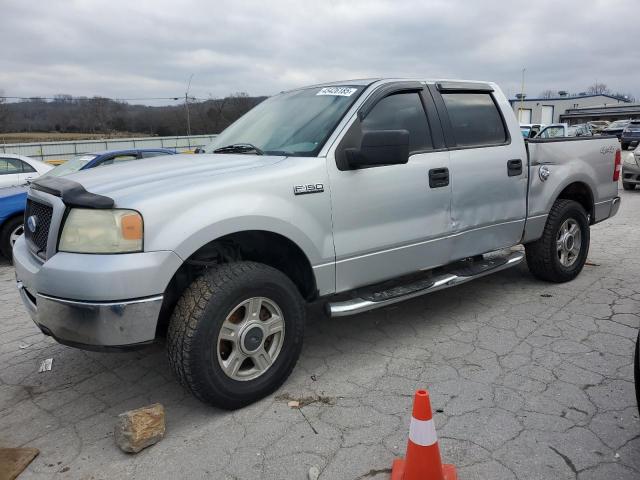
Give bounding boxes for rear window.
[441,93,508,147]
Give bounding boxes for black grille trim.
[24,199,53,258]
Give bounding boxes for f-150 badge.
[293,184,324,195]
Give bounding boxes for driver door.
[327,85,453,292]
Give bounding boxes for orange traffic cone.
[391,389,457,480]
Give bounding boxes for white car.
[0,154,53,188]
[538,123,593,138]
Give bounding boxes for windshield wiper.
[212,143,264,155]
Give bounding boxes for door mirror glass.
[345,129,409,168]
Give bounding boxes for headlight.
[59,209,143,253]
[624,153,637,165]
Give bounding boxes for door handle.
[429,167,449,188]
[507,159,522,177]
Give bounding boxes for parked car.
[621,120,640,150]
[46,148,176,177]
[622,148,640,190]
[13,78,621,409]
[538,123,592,138]
[0,185,28,258]
[603,119,631,139]
[0,148,176,258]
[0,154,53,188]
[520,123,545,138]
[587,120,610,134]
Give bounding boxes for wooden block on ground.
[0,448,39,480]
[114,403,165,453]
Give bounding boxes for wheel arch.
[157,229,319,337]
[555,181,595,223]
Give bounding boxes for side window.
[540,126,564,138]
[362,92,432,152]
[20,161,36,173]
[141,151,172,159]
[98,154,138,167]
[0,158,22,175]
[441,93,508,147]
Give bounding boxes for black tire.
[525,199,590,283]
[621,142,629,150]
[167,261,305,409]
[0,216,24,260]
[622,182,636,191]
[635,331,640,417]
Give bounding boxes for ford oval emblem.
[27,215,38,233]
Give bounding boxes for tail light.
[613,149,621,182]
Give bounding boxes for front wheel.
[0,217,24,260]
[525,199,590,282]
[167,261,305,409]
[623,182,636,191]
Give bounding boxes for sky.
[1,0,638,105]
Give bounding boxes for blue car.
[0,148,175,258]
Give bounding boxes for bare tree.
[610,91,636,103]
[0,90,8,132]
[587,82,610,95]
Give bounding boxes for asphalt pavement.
[1,183,639,480]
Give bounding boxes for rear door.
[17,160,38,184]
[327,83,453,291]
[428,83,527,261]
[0,158,25,188]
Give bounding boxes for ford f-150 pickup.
[13,78,621,409]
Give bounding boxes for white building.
[509,94,630,124]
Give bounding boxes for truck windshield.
[203,86,365,157]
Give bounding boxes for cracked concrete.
[0,187,639,480]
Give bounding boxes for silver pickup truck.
[13,78,621,408]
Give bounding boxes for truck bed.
[525,135,620,230]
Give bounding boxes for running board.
[327,251,524,317]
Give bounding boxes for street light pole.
[519,68,526,123]
[185,74,194,136]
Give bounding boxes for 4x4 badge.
[293,184,324,195]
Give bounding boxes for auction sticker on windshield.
[316,87,357,96]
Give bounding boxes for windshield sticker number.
[316,87,357,97]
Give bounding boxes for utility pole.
[185,74,194,136]
[519,68,526,123]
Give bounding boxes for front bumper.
[17,281,163,349]
[622,162,640,185]
[13,235,182,349]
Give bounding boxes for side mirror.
[345,130,409,169]
[194,147,205,154]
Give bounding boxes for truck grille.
[24,199,53,258]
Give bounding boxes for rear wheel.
[0,217,24,260]
[167,261,305,409]
[622,182,636,191]
[525,199,590,282]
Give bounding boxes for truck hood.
[62,153,286,202]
